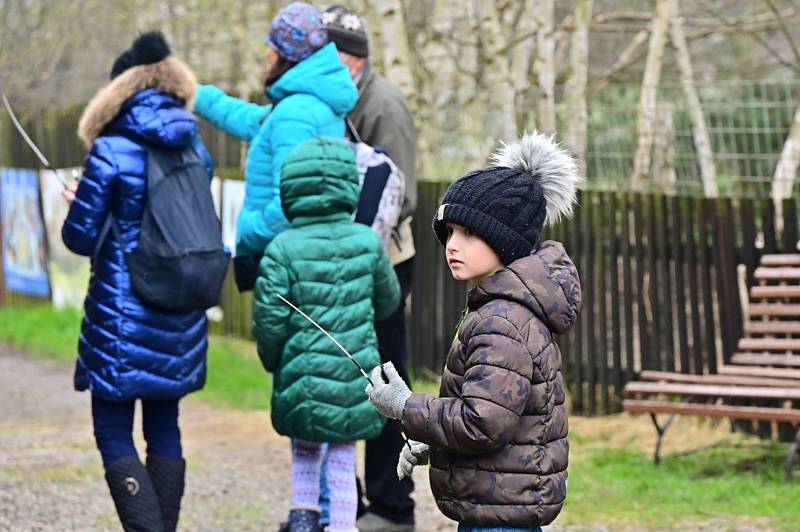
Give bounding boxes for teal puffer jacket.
[253,137,401,442]
[194,43,357,257]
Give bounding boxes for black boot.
[104,456,165,532]
[146,455,186,532]
[287,509,321,532]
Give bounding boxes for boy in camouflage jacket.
[365,132,583,531]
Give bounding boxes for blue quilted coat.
[194,42,357,257]
[63,57,210,401]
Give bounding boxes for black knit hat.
[322,5,369,57]
[433,132,583,265]
[110,31,171,79]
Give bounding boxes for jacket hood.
[469,240,581,334]
[280,136,360,223]
[268,43,357,115]
[78,57,198,149]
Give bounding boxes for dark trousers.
[92,395,182,468]
[358,257,415,524]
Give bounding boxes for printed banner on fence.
[0,168,50,297]
[221,179,245,256]
[40,168,90,308]
[211,176,222,218]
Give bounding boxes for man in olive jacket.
[324,5,418,530]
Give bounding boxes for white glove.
[364,362,412,419]
[397,440,429,480]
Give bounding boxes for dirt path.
[3,344,771,532]
[0,344,455,531]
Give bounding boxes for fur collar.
[78,57,197,149]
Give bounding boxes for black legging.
[92,394,182,467]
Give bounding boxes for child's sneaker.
[287,509,321,532]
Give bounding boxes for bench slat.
[622,400,800,423]
[751,286,800,298]
[624,381,800,399]
[744,321,800,334]
[761,254,800,266]
[730,353,800,367]
[639,370,800,387]
[748,304,800,317]
[754,267,800,280]
[719,365,800,380]
[738,338,800,352]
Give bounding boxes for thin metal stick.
[273,293,413,452]
[2,93,69,188]
[274,292,373,385]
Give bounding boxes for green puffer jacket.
[253,137,401,442]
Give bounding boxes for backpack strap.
[346,117,362,144]
[91,213,122,269]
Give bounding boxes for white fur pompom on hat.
[489,131,584,227]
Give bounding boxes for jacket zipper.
[451,294,470,346]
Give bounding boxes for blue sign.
[0,168,50,297]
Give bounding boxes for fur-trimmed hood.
[78,57,197,149]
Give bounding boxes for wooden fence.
[412,185,800,415]
[4,108,800,415]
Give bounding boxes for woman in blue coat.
[194,1,357,271]
[62,32,209,532]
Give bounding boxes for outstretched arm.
[194,84,270,142]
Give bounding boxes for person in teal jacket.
[194,2,357,263]
[253,136,400,532]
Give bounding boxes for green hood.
[280,136,359,224]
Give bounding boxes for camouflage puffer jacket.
[402,240,581,527]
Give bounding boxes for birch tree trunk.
[360,1,385,75]
[533,0,556,134]
[563,0,593,167]
[508,0,536,131]
[653,101,677,194]
[631,0,671,190]
[376,0,415,101]
[772,104,800,232]
[670,0,718,197]
[468,0,517,146]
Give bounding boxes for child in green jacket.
[253,136,401,532]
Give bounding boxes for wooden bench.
[623,253,800,479]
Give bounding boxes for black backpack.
[95,145,230,312]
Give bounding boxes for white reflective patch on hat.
[321,11,338,25]
[437,203,448,221]
[341,13,363,31]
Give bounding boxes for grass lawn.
[562,425,800,530]
[1,304,799,530]
[0,304,269,410]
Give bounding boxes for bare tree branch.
[698,1,800,74]
[763,0,800,68]
[589,29,649,94]
[593,11,652,24]
[670,3,717,197]
[631,0,672,190]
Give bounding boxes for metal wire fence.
[1,80,798,195]
[584,80,800,197]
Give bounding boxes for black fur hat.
[110,31,171,79]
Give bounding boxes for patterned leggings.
[291,439,357,531]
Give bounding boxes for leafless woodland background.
[2,0,800,197]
